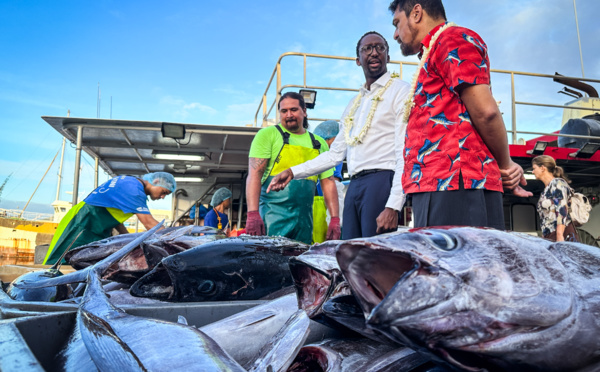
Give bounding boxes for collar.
[419,22,447,58]
[360,71,391,94]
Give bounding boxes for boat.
[0,49,599,370]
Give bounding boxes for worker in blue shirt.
[43,172,176,265]
[204,187,232,233]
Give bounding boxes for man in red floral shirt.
[388,0,531,228]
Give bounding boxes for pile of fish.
[5,225,600,371]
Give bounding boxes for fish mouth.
[289,257,350,318]
[337,243,425,317]
[129,262,174,300]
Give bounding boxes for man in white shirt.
[267,31,410,239]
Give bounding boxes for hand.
[266,169,294,193]
[326,217,341,240]
[499,160,525,190]
[376,207,399,235]
[511,185,533,198]
[245,211,265,236]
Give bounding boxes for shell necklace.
[343,72,399,146]
[402,22,456,124]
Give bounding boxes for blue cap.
[313,120,339,140]
[142,172,176,193]
[211,187,232,207]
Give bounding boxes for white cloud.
[160,96,217,120]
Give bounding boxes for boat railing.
[253,52,600,145]
[0,208,54,222]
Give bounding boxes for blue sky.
[0,0,598,213]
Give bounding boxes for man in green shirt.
[245,92,340,244]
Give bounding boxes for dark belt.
[350,169,390,180]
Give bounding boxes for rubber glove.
[326,217,341,241]
[246,211,265,236]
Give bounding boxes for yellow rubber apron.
[312,195,327,243]
[260,126,320,244]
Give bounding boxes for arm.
[114,223,129,234]
[321,176,341,240]
[245,157,268,235]
[458,84,532,197]
[136,213,164,231]
[378,83,410,233]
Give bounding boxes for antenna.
[573,0,585,78]
[97,83,101,118]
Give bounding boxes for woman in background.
[532,155,578,242]
[204,187,232,233]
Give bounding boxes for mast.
[55,137,66,201]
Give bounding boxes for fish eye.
[422,231,458,251]
[197,280,216,294]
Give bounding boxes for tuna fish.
[336,227,600,371]
[130,236,308,302]
[287,338,431,372]
[66,226,223,284]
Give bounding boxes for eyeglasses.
[360,44,387,55]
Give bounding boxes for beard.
[400,24,420,57]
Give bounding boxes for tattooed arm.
[246,157,269,212]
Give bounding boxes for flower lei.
[344,72,399,146]
[402,22,457,124]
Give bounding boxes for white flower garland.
[344,72,399,146]
[402,22,457,124]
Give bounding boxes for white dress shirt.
[292,71,410,211]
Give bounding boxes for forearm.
[320,177,339,218]
[136,214,164,230]
[246,158,267,211]
[556,223,566,240]
[292,133,347,179]
[386,116,407,211]
[114,223,129,234]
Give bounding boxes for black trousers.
[411,174,504,230]
[343,170,396,239]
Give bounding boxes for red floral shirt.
[402,23,503,194]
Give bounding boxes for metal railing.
[254,52,600,145]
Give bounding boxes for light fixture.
[524,174,536,180]
[526,141,548,155]
[152,150,205,161]
[174,177,205,183]
[570,143,600,159]
[299,89,317,109]
[161,122,186,139]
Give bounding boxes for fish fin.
[177,315,189,325]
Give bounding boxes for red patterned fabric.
[402,23,503,194]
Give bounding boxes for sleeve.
[385,82,411,211]
[333,163,343,180]
[436,29,491,91]
[291,104,351,179]
[249,127,274,159]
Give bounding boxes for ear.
[387,54,391,63]
[412,4,423,23]
[356,57,361,67]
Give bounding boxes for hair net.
[142,172,176,193]
[313,120,340,140]
[211,187,232,207]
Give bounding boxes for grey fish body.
[336,227,600,371]
[79,271,245,372]
[287,338,429,372]
[200,293,300,367]
[130,236,308,302]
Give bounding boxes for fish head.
[289,242,351,319]
[6,269,72,302]
[337,227,574,368]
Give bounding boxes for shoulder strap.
[308,132,321,150]
[274,125,290,145]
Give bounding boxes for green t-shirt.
[249,124,334,184]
